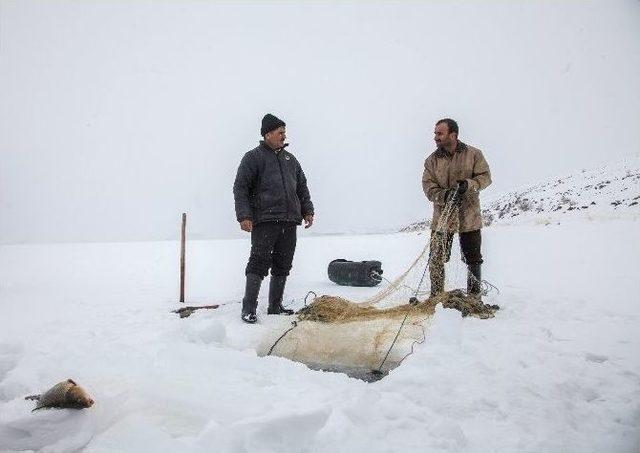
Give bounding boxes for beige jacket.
[422,141,492,233]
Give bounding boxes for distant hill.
[402,157,640,232]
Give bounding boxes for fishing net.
[262,195,499,380]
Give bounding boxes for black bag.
[327,259,383,287]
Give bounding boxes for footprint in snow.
[585,353,608,363]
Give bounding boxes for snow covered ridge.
[402,157,640,232]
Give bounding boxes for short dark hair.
[436,118,459,135]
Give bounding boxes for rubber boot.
[467,264,482,300]
[429,261,445,297]
[241,274,262,323]
[268,275,294,315]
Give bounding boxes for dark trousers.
[429,229,483,266]
[429,229,482,295]
[245,222,297,278]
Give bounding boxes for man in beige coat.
[422,118,492,298]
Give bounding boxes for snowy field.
[1,220,639,452]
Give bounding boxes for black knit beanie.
[261,113,286,136]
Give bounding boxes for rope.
[372,272,429,297]
[267,320,298,356]
[263,291,317,357]
[396,318,428,368]
[412,262,429,303]
[303,291,317,307]
[373,308,412,374]
[482,280,500,296]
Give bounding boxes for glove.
[457,179,468,194]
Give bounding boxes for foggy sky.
[1,0,639,244]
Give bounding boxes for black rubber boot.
[241,274,262,323]
[268,275,294,315]
[429,262,445,297]
[467,264,482,299]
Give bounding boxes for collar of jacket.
[435,140,467,158]
[259,140,289,153]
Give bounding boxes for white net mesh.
[359,196,462,307]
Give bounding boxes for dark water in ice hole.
[304,362,391,383]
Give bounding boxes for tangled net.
[297,295,437,323]
[438,289,499,319]
[298,290,498,323]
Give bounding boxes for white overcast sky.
[1,0,639,243]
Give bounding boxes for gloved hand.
[457,179,468,194]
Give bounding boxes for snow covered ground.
[1,217,639,452]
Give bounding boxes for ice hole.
[257,296,437,382]
[256,291,498,382]
[260,317,432,382]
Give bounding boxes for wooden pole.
[180,213,186,303]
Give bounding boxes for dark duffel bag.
[327,259,383,287]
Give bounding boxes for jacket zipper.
[276,152,292,221]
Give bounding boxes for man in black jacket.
[233,114,314,324]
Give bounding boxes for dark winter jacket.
[233,141,314,225]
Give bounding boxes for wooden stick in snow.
[180,212,186,303]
